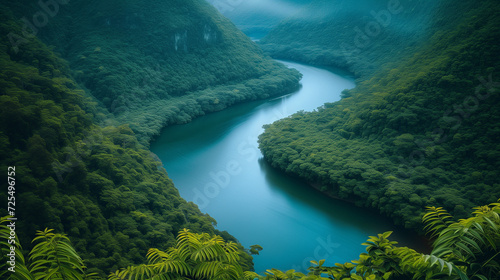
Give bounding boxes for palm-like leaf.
[422,199,500,279]
[28,228,99,280]
[0,216,34,280]
[1,218,97,280]
[263,268,307,279]
[422,207,455,239]
[110,229,246,280]
[393,246,455,279]
[243,271,261,280]
[431,202,500,257]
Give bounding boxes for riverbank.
[121,64,302,145]
[306,181,432,252]
[151,61,429,272]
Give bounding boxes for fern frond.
[393,247,455,278]
[423,207,455,238]
[110,229,246,280]
[243,271,261,280]
[155,259,191,276]
[1,216,34,280]
[28,228,88,280]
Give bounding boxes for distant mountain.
[208,0,313,38]
[259,0,478,77]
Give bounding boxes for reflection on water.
[150,61,428,273]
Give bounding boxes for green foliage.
[259,0,500,229]
[2,223,256,280]
[249,244,264,255]
[423,201,500,279]
[4,0,301,144]
[0,217,98,280]
[422,207,454,238]
[0,3,254,276]
[3,199,500,279]
[0,217,30,280]
[28,228,99,280]
[108,229,250,280]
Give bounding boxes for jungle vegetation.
[2,199,500,279]
[0,1,263,276]
[259,0,500,229]
[1,0,499,278]
[259,0,480,78]
[5,0,301,144]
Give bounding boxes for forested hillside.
[0,0,307,275]
[259,0,500,229]
[259,0,477,77]
[2,0,500,278]
[5,0,301,144]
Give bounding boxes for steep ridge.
[5,0,301,144]
[259,0,500,229]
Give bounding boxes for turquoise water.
[150,61,428,273]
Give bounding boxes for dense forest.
[1,0,500,278]
[259,0,500,229]
[212,0,312,39]
[259,0,480,77]
[4,0,301,144]
[0,0,304,276]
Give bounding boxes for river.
[150,61,428,273]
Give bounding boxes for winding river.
[150,61,428,273]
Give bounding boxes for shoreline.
[304,180,433,253]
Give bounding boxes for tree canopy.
[259,0,500,229]
[0,2,262,275]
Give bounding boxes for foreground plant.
[0,216,98,280]
[2,198,498,279]
[109,228,256,280]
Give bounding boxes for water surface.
[151,61,427,273]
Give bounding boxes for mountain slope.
[259,0,500,229]
[6,0,301,144]
[0,1,278,275]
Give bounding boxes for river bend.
[151,61,426,273]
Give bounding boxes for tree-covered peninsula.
[259,0,500,228]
